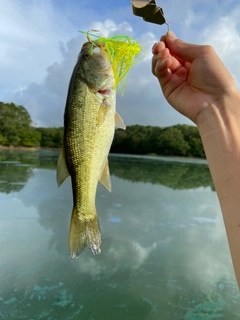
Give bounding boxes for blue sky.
[1,0,240,127]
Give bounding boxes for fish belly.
[64,80,115,257]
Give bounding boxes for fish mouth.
[96,72,114,95]
[97,89,111,95]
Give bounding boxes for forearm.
[197,92,240,287]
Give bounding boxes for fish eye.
[83,53,90,59]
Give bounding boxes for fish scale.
[57,42,122,257]
[65,82,115,213]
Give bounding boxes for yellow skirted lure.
[79,31,144,94]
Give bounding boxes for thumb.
[166,31,205,63]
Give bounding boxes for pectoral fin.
[115,112,126,130]
[99,159,111,192]
[57,147,70,187]
[97,99,110,126]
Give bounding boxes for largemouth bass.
[57,42,125,258]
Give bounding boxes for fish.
[57,41,126,258]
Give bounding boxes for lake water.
[0,150,239,319]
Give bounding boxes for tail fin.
[69,207,101,258]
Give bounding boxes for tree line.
[111,124,205,158]
[0,102,63,148]
[0,102,205,157]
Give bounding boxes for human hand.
[152,31,238,124]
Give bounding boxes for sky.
[1,0,240,128]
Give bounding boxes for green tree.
[174,124,205,157]
[21,129,42,147]
[0,102,41,147]
[0,101,205,156]
[111,124,205,158]
[156,127,190,156]
[36,127,63,148]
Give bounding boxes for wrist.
[196,91,240,138]
[196,90,240,191]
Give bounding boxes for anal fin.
[57,147,70,187]
[99,158,111,192]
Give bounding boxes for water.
[0,150,239,319]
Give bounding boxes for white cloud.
[12,36,82,127]
[0,0,76,100]
[89,20,134,38]
[200,14,240,89]
[73,239,157,277]
[2,0,240,127]
[11,18,194,128]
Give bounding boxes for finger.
[152,49,169,75]
[168,54,183,72]
[152,41,166,55]
[155,58,172,78]
[152,47,182,76]
[160,35,166,42]
[184,61,191,71]
[154,59,173,89]
[165,31,209,63]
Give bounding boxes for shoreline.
[0,146,60,151]
[0,146,206,161]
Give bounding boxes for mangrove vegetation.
[0,102,205,158]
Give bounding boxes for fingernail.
[157,57,170,66]
[167,30,177,40]
[152,43,157,54]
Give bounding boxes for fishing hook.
[86,29,100,45]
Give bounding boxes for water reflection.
[0,150,239,319]
[0,150,58,194]
[110,154,214,190]
[0,150,214,193]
